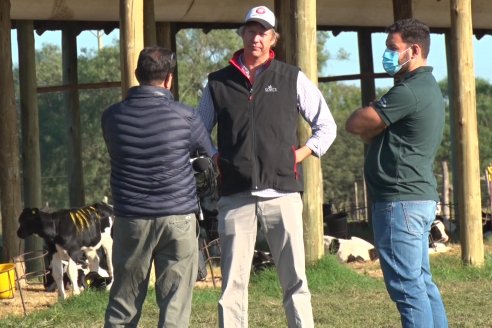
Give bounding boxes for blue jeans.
[372,201,448,328]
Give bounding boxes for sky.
[9,29,492,89]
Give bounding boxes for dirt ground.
[0,282,57,318]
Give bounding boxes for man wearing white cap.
[198,5,337,327]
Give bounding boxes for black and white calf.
[324,235,379,263]
[17,202,114,299]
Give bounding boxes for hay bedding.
[0,283,57,318]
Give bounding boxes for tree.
[438,78,492,208]
[24,32,492,218]
[176,29,242,107]
[78,45,121,204]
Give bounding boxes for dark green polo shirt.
[365,66,444,202]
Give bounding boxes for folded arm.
[345,104,387,143]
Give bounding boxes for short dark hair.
[386,18,431,58]
[135,47,176,85]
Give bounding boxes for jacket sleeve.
[190,109,216,158]
[297,71,337,157]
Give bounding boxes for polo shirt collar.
[401,66,434,81]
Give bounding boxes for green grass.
[1,245,492,327]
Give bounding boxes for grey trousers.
[217,193,314,328]
[104,214,198,328]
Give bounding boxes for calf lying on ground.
[428,216,454,253]
[324,235,378,263]
[430,219,449,244]
[17,202,114,300]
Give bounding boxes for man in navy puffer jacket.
[102,47,214,328]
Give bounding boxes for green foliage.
[77,45,121,204]
[319,82,364,210]
[176,29,242,107]
[31,45,67,207]
[437,78,492,206]
[12,44,121,208]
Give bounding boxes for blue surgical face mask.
[382,47,411,76]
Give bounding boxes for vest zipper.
[249,86,258,190]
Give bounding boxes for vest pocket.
[275,145,297,179]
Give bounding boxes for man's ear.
[164,73,173,90]
[411,44,421,59]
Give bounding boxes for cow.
[324,235,379,263]
[428,219,451,253]
[17,202,114,300]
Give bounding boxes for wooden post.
[274,0,296,64]
[275,0,323,262]
[301,0,324,263]
[442,161,451,220]
[62,26,85,207]
[445,31,459,227]
[0,0,23,261]
[357,31,376,225]
[392,0,414,20]
[120,0,144,97]
[363,173,368,222]
[487,165,492,216]
[449,0,484,266]
[18,21,44,266]
[144,0,157,46]
[156,22,179,100]
[354,182,359,220]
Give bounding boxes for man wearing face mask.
[345,18,448,328]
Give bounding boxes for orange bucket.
[0,263,16,299]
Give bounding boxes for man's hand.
[295,145,313,163]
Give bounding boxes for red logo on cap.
[256,7,266,14]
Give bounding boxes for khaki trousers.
[218,192,314,328]
[104,214,198,328]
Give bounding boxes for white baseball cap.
[244,5,276,29]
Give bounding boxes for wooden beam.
[37,81,121,93]
[62,27,85,207]
[357,31,376,225]
[156,22,179,100]
[0,0,23,261]
[144,0,157,46]
[296,0,325,263]
[318,72,388,83]
[392,0,414,20]
[18,20,44,267]
[357,31,376,106]
[120,0,144,96]
[442,161,451,220]
[275,0,324,263]
[274,0,296,64]
[449,0,484,266]
[445,30,460,227]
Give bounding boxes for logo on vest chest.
[264,85,278,93]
